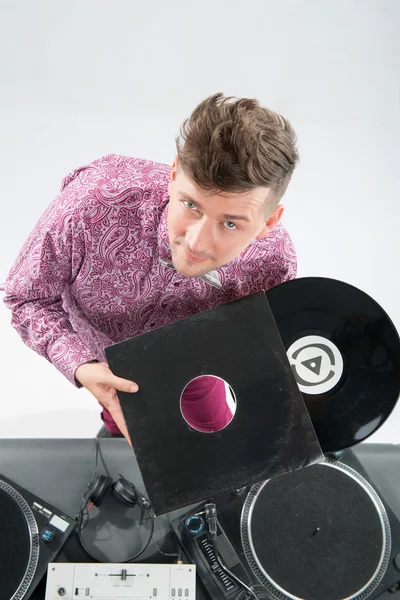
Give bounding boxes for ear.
[256,205,284,239]
[170,155,179,183]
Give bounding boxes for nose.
[186,218,213,256]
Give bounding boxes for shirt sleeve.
[0,168,98,387]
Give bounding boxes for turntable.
[172,453,400,599]
[0,474,75,600]
[172,278,400,599]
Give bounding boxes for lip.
[185,249,208,263]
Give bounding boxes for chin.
[174,263,203,278]
[171,258,207,279]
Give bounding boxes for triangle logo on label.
[301,355,322,376]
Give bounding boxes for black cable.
[153,538,182,561]
[75,439,101,533]
[76,438,155,563]
[77,508,155,563]
[152,520,183,562]
[97,438,112,479]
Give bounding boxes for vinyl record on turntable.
[241,460,393,600]
[0,481,39,599]
[0,475,75,600]
[173,449,400,600]
[266,277,400,453]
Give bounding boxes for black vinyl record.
[266,277,400,453]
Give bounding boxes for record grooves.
[266,277,400,452]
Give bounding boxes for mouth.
[184,249,209,264]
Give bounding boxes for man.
[1,93,299,445]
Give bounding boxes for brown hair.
[176,93,299,204]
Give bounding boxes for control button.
[153,588,157,597]
[41,528,54,543]
[57,588,66,597]
[185,589,189,596]
[171,589,176,597]
[178,589,182,597]
[185,515,204,535]
[394,552,400,571]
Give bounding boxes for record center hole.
[180,375,237,433]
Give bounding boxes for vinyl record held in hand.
[266,277,400,452]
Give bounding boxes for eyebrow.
[221,213,251,223]
[179,194,251,223]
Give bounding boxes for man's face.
[167,157,283,278]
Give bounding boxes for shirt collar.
[157,202,222,289]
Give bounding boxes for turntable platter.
[0,480,39,600]
[242,461,391,600]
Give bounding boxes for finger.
[107,405,133,448]
[97,389,118,410]
[119,422,133,448]
[101,373,139,393]
[97,392,133,447]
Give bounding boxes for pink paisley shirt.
[1,154,297,433]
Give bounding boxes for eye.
[184,200,197,210]
[224,221,237,230]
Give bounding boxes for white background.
[0,0,399,442]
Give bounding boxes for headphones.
[76,438,155,562]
